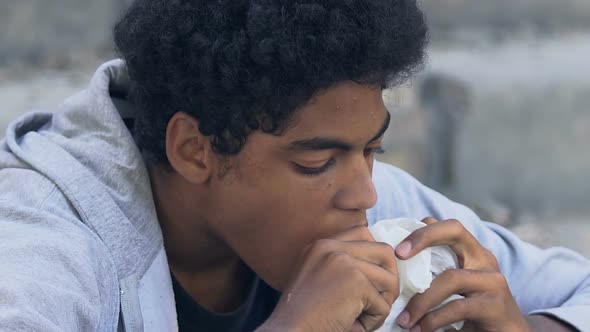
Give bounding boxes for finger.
[395,219,479,263]
[310,238,398,275]
[397,269,498,329]
[415,297,482,332]
[336,256,393,332]
[357,273,393,332]
[352,256,400,306]
[339,240,398,276]
[332,225,375,242]
[421,217,439,225]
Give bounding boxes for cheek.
[216,175,338,290]
[221,203,320,289]
[304,175,337,192]
[214,142,356,287]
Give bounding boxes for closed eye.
[365,146,385,156]
[293,158,337,176]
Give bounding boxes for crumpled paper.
[369,218,464,332]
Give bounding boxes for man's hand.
[393,217,530,332]
[258,226,399,332]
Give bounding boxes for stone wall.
[1,1,589,221]
[0,0,131,67]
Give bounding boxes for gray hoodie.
[1,60,589,332]
[0,60,177,331]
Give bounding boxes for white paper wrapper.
[369,218,464,332]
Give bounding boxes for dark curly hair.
[114,0,428,164]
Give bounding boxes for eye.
[364,146,385,157]
[294,158,336,176]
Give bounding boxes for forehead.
[282,81,387,141]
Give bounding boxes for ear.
[165,112,215,184]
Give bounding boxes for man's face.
[206,81,390,290]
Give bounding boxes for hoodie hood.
[3,59,162,279]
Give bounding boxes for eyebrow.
[285,111,391,152]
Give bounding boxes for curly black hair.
[114,0,428,164]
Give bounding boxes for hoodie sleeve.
[0,201,119,332]
[369,161,590,331]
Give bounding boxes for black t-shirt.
[172,273,281,332]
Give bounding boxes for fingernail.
[396,241,411,257]
[410,325,421,332]
[396,311,410,327]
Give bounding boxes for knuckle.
[379,280,400,305]
[441,268,462,284]
[490,271,507,286]
[446,218,462,226]
[376,241,397,260]
[423,216,438,223]
[485,251,500,269]
[406,294,428,316]
[325,250,350,265]
[446,219,466,237]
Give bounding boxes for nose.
[333,156,378,211]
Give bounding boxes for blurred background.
[0,0,588,256]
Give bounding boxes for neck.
[148,164,253,312]
[172,257,255,313]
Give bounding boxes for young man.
[0,0,588,331]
